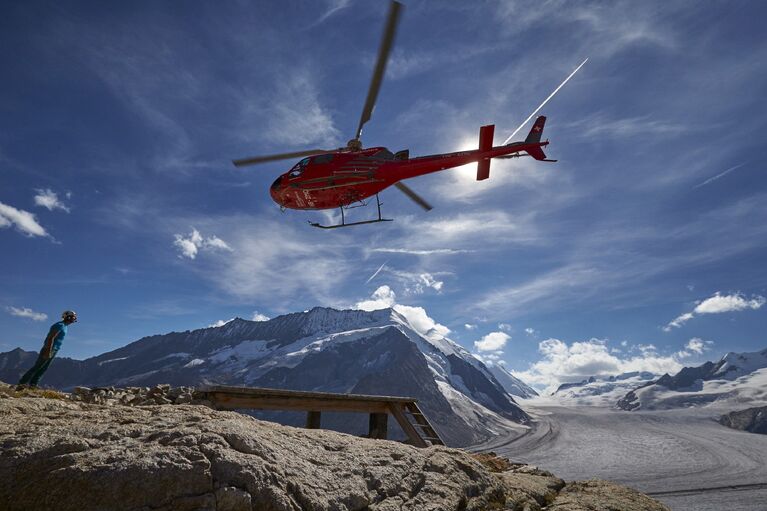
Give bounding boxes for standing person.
[17,310,77,389]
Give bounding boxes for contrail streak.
[365,261,387,284]
[694,163,747,188]
[503,58,589,145]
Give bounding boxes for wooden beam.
[207,393,392,414]
[368,413,388,439]
[388,403,428,448]
[306,411,321,429]
[199,385,417,403]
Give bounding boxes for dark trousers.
[18,349,57,387]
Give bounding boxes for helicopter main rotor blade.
[232,148,334,168]
[354,0,403,142]
[395,181,432,211]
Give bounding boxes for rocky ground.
[0,382,669,510]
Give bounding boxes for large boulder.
[0,396,505,511]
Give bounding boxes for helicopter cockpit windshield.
[289,157,311,178]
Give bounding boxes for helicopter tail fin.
[525,116,557,162]
[525,116,547,144]
[477,124,494,181]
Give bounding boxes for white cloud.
[525,327,536,335]
[34,189,71,212]
[7,306,48,322]
[498,323,512,332]
[355,285,396,311]
[0,201,49,238]
[677,337,713,358]
[513,338,685,392]
[252,311,270,321]
[474,332,510,352]
[464,323,477,330]
[353,285,450,337]
[686,338,704,354]
[694,293,765,314]
[664,292,765,331]
[173,228,233,260]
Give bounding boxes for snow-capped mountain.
[488,363,539,398]
[546,372,657,407]
[0,307,530,446]
[617,348,767,411]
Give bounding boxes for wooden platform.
[198,385,444,447]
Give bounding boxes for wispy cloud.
[664,292,765,331]
[259,72,340,148]
[7,306,48,322]
[306,0,352,28]
[208,218,353,304]
[496,1,677,58]
[676,337,713,358]
[694,163,747,188]
[34,189,71,212]
[564,113,688,139]
[384,268,447,296]
[0,201,49,238]
[369,248,472,256]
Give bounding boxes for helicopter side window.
[312,154,334,165]
[366,149,395,160]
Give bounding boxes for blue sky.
[1,1,766,390]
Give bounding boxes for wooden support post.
[368,412,388,439]
[306,411,321,429]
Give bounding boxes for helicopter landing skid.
[309,194,393,229]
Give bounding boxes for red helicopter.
[233,1,559,229]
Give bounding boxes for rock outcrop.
[0,383,670,511]
[720,406,767,434]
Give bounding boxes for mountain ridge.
[0,306,531,446]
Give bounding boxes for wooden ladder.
[393,402,444,446]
